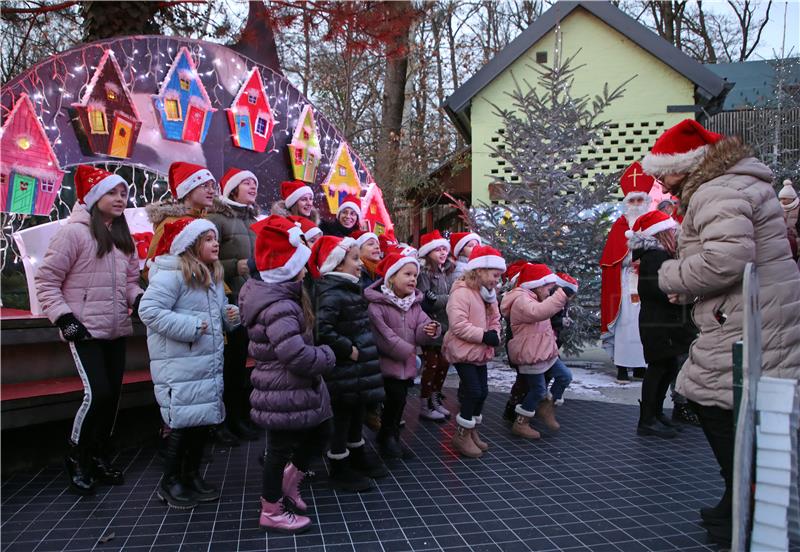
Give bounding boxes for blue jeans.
[545,359,572,401]
[454,363,488,420]
[521,359,572,412]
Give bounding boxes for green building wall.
[470,7,695,204]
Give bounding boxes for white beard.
[624,203,649,227]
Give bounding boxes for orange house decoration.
[70,49,142,158]
[288,105,321,183]
[226,68,274,152]
[152,47,216,143]
[1,93,66,216]
[320,141,362,215]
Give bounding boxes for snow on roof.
[153,46,215,110]
[72,49,140,119]
[229,67,268,108]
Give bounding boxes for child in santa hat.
[238,215,335,534]
[287,215,322,246]
[364,253,440,460]
[310,235,387,491]
[139,217,240,510]
[450,232,482,279]
[271,179,319,224]
[351,229,381,289]
[319,194,362,237]
[499,263,569,440]
[207,167,262,444]
[144,161,219,282]
[36,165,143,496]
[416,230,457,422]
[443,246,506,458]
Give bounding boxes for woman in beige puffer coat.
[642,120,800,547]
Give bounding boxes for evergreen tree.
[454,43,634,355]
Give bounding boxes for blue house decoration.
[151,47,216,143]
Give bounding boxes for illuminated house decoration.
[362,181,395,238]
[151,46,216,143]
[70,49,142,159]
[321,141,362,215]
[0,93,65,216]
[225,67,274,152]
[288,104,321,183]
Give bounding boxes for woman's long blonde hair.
[179,230,224,288]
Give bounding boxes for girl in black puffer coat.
[629,212,697,439]
[311,235,387,492]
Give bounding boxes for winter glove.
[56,313,92,341]
[482,330,500,347]
[563,287,575,298]
[131,293,143,319]
[424,290,437,303]
[331,341,354,363]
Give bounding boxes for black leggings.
[222,326,251,425]
[330,402,365,455]
[68,338,126,447]
[381,378,413,436]
[262,420,332,501]
[639,357,679,422]
[690,402,733,518]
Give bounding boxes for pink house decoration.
[226,67,274,152]
[288,104,321,183]
[1,93,65,216]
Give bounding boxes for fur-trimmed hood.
[270,200,320,225]
[210,199,259,219]
[146,197,226,226]
[677,137,772,213]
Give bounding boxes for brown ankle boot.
[452,416,483,458]
[535,398,560,431]
[471,415,489,452]
[511,406,540,439]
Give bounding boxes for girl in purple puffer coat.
[238,215,336,535]
[365,253,440,461]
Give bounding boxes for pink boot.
[282,463,307,513]
[259,497,311,534]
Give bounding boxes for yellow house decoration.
[288,104,321,183]
[321,142,361,215]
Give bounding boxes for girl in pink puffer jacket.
[35,165,142,497]
[365,253,440,461]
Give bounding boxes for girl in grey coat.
[140,218,239,510]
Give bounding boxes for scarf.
[480,286,497,304]
[783,198,799,212]
[361,256,380,280]
[381,285,416,312]
[326,271,360,285]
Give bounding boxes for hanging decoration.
[320,141,362,215]
[151,46,216,143]
[70,49,142,159]
[362,181,395,238]
[226,67,274,152]
[0,93,66,216]
[288,104,321,182]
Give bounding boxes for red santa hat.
[280,179,313,209]
[287,215,322,242]
[379,234,398,256]
[378,253,420,283]
[154,217,217,257]
[220,167,257,199]
[554,272,579,293]
[466,245,506,272]
[517,263,557,290]
[624,210,678,239]
[641,119,724,178]
[620,161,656,203]
[417,230,450,258]
[338,194,362,219]
[169,161,215,200]
[74,165,126,211]
[308,235,357,278]
[352,229,379,249]
[504,259,528,285]
[251,215,311,283]
[450,232,482,258]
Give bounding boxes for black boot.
[637,401,677,439]
[656,413,684,432]
[157,429,198,509]
[705,520,732,547]
[377,431,403,460]
[502,401,516,423]
[348,444,388,478]
[700,488,732,526]
[328,455,372,492]
[183,428,219,502]
[616,366,631,383]
[672,403,701,426]
[632,367,646,379]
[211,424,240,447]
[229,419,260,441]
[65,444,96,496]
[90,443,124,485]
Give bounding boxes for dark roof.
[706,59,800,110]
[443,1,729,141]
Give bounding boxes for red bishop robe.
[599,216,631,336]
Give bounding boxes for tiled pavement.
[1,393,740,551]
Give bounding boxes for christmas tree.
[453,39,634,355]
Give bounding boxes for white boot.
[419,397,445,421]
[432,392,451,417]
